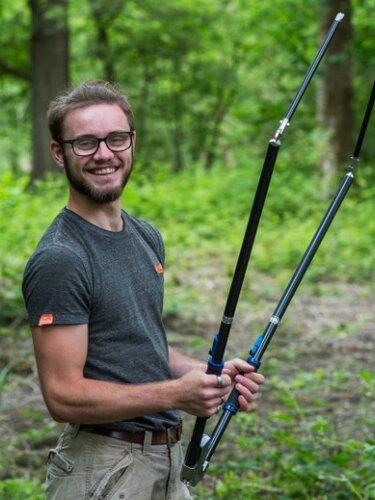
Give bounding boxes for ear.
[50,141,65,169]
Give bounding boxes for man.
[22,80,265,500]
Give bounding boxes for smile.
[90,167,117,175]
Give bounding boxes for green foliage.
[194,367,375,499]
[0,172,66,322]
[0,1,30,174]
[207,437,375,498]
[125,156,374,291]
[0,479,44,499]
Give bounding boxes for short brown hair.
[47,80,135,141]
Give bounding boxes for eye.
[75,137,97,150]
[108,133,129,146]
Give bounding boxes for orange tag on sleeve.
[154,263,164,274]
[38,313,54,326]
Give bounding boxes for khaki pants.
[46,424,193,500]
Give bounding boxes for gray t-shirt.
[22,208,180,432]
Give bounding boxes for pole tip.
[335,12,345,22]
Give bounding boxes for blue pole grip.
[208,334,225,374]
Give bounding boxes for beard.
[63,151,133,204]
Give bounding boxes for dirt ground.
[166,279,374,437]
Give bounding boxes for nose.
[93,138,115,160]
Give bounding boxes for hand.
[175,369,232,417]
[222,358,265,411]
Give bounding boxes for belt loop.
[166,427,174,449]
[177,419,183,441]
[67,423,81,439]
[143,431,152,453]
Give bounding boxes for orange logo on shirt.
[38,313,54,326]
[154,263,164,274]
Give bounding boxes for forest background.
[0,0,374,498]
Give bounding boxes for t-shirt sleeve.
[136,218,165,265]
[150,225,165,265]
[22,244,91,327]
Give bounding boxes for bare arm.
[32,324,232,424]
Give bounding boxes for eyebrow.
[67,130,132,140]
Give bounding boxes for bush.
[0,478,44,499]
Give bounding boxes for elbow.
[42,387,78,423]
[45,398,73,423]
[49,412,67,424]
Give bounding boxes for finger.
[237,394,257,412]
[235,374,260,393]
[235,383,255,405]
[214,395,226,408]
[215,375,224,388]
[236,360,256,373]
[244,372,266,384]
[237,394,248,411]
[205,404,223,417]
[237,372,265,387]
[223,359,255,376]
[209,373,231,388]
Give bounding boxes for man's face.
[54,103,135,204]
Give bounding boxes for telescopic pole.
[195,78,375,485]
[182,13,344,481]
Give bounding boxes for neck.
[67,192,124,232]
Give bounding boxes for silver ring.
[220,396,225,404]
[216,375,224,388]
[216,405,222,414]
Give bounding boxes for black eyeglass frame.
[60,131,134,157]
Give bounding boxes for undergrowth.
[0,160,374,498]
[0,158,373,323]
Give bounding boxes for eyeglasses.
[60,131,134,156]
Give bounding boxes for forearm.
[43,376,181,424]
[32,325,230,423]
[168,346,206,379]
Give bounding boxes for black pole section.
[209,140,280,363]
[199,78,375,483]
[181,12,345,480]
[352,79,375,158]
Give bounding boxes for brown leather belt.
[86,421,182,446]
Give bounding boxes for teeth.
[91,167,116,175]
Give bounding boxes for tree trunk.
[29,0,69,180]
[204,87,234,170]
[317,0,353,198]
[96,24,116,83]
[88,0,125,82]
[171,56,184,172]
